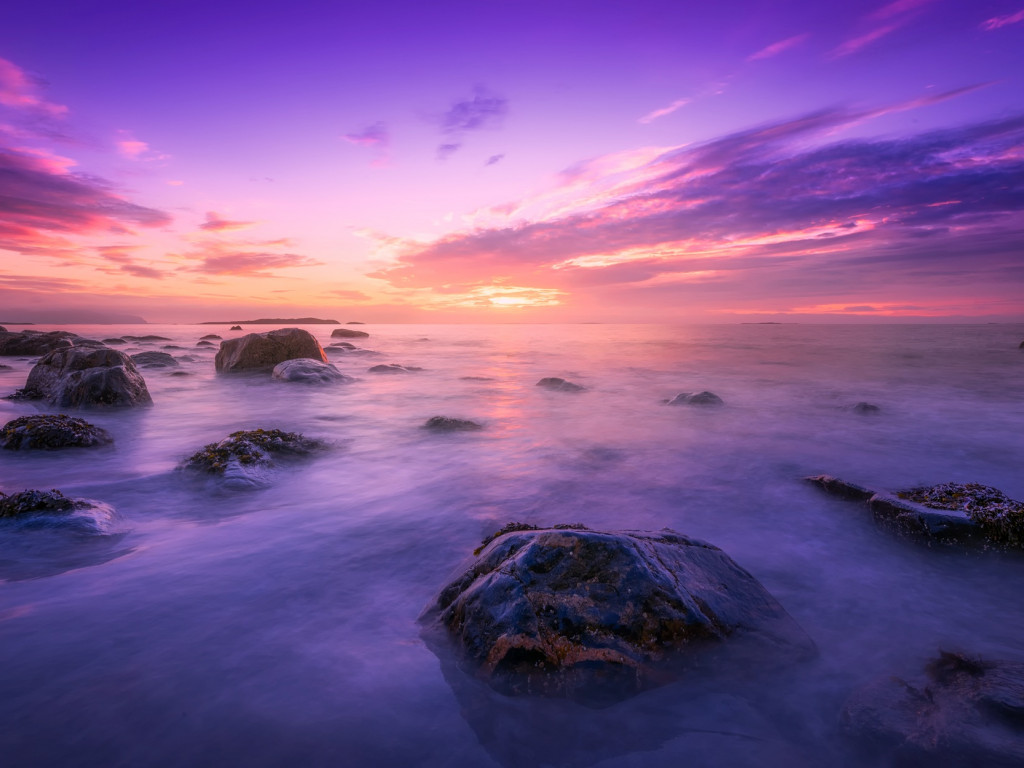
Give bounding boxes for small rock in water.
[1,414,113,450]
[272,358,354,384]
[368,364,422,374]
[200,334,222,340]
[0,364,12,371]
[328,341,356,349]
[103,338,126,345]
[423,416,483,432]
[852,401,880,413]
[667,391,723,406]
[121,335,172,342]
[131,351,180,368]
[536,377,585,392]
[842,651,1024,766]
[900,481,1024,548]
[0,488,117,534]
[421,525,815,703]
[182,428,326,486]
[230,325,243,330]
[196,340,216,347]
[332,328,370,338]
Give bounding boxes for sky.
[1,0,1023,323]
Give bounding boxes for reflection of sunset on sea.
[2,0,1022,324]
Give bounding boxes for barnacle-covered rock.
[182,428,326,486]
[1,414,113,450]
[0,489,117,534]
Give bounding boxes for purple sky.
[1,0,1023,322]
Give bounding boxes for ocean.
[1,322,1023,766]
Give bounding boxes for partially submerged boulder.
[423,416,483,432]
[230,325,243,330]
[422,525,815,703]
[214,328,327,373]
[1,414,113,450]
[271,358,354,384]
[103,338,126,345]
[368,363,422,374]
[16,347,152,408]
[806,476,1024,548]
[200,334,222,340]
[842,651,1024,767]
[667,391,723,406]
[331,328,369,338]
[0,489,117,534]
[536,377,585,392]
[852,402,880,414]
[121,335,171,342]
[130,351,180,369]
[0,330,79,356]
[182,428,326,486]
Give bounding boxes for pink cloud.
[638,98,690,124]
[199,211,256,232]
[343,122,389,148]
[0,58,67,117]
[180,239,321,277]
[831,24,899,58]
[869,0,936,21]
[981,8,1024,30]
[747,34,810,61]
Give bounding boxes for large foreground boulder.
[0,330,79,356]
[806,476,1023,548]
[0,489,117,535]
[214,328,327,372]
[1,414,112,450]
[331,327,369,338]
[17,347,152,408]
[271,358,353,384]
[422,525,815,703]
[842,651,1024,767]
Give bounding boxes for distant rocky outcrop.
[842,651,1024,767]
[331,328,370,338]
[271,358,354,384]
[806,476,1024,548]
[182,428,326,486]
[423,416,483,432]
[200,318,339,325]
[130,351,180,369]
[14,347,152,408]
[0,330,79,356]
[0,489,117,534]
[368,363,422,373]
[422,525,815,703]
[230,325,243,330]
[1,414,113,450]
[214,328,327,373]
[667,391,724,406]
[536,377,585,392]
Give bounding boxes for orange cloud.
[199,211,256,232]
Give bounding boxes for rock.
[271,358,354,384]
[176,355,197,362]
[1,414,113,450]
[103,338,126,345]
[121,335,171,342]
[0,325,5,332]
[422,525,815,703]
[347,321,365,325]
[0,364,12,371]
[0,330,78,356]
[214,327,327,373]
[331,328,370,338]
[0,489,116,535]
[130,351,180,369]
[804,476,1024,548]
[852,402,880,413]
[667,391,724,406]
[536,377,585,392]
[200,334,222,340]
[423,416,483,432]
[460,376,495,381]
[182,428,326,486]
[230,325,243,330]
[17,347,152,408]
[196,340,216,347]
[841,651,1024,767]
[1019,340,1024,349]
[368,363,422,373]
[328,341,356,349]
[162,345,185,350]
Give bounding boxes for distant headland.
[199,318,340,325]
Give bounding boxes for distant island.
[199,318,340,325]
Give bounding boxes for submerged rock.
[1,414,113,450]
[200,334,222,340]
[536,377,585,392]
[667,391,724,406]
[121,335,171,342]
[852,402,880,414]
[0,489,117,534]
[806,476,1024,548]
[182,428,326,486]
[196,340,216,347]
[368,363,422,374]
[0,330,79,356]
[331,328,370,338]
[17,347,152,408]
[215,327,327,373]
[328,341,356,349]
[271,358,354,384]
[422,525,815,703]
[0,364,12,371]
[842,651,1024,767]
[423,416,483,432]
[130,351,180,369]
[230,325,243,330]
[103,338,126,345]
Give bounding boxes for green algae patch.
[183,428,325,474]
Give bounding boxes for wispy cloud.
[95,246,168,279]
[747,34,810,61]
[0,57,67,118]
[638,98,691,125]
[180,239,321,277]
[832,0,936,58]
[981,8,1024,30]
[342,121,389,148]
[485,153,505,166]
[435,86,507,158]
[831,24,900,58]
[437,142,461,160]
[199,211,256,232]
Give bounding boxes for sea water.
[1,323,1022,767]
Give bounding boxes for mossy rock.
[1,414,113,450]
[423,416,483,432]
[899,482,1024,548]
[183,428,325,474]
[0,489,76,518]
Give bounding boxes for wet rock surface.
[1,414,113,450]
[331,328,370,338]
[214,328,327,372]
[0,330,79,356]
[842,651,1024,767]
[199,334,222,340]
[130,351,180,368]
[422,525,815,703]
[0,489,117,534]
[423,416,483,432]
[16,347,152,408]
[852,401,880,413]
[182,428,326,485]
[667,391,724,406]
[271,358,354,384]
[536,377,585,392]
